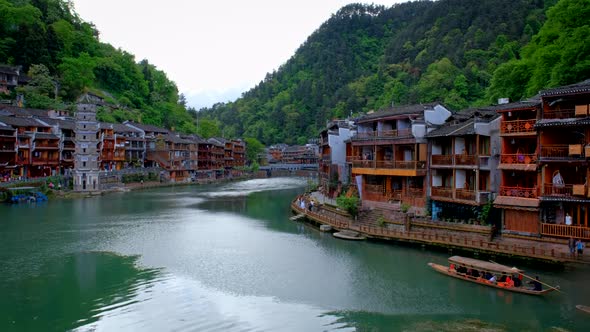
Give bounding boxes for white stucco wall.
[425,104,452,125]
[432,170,443,187]
[455,169,467,189]
[412,123,426,139]
[328,127,352,165]
[432,142,442,155]
[454,137,466,154]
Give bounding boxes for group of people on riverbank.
[568,238,585,258]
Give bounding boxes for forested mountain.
[0,0,217,135]
[199,0,588,145]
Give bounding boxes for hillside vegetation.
[200,0,589,144]
[2,0,589,145]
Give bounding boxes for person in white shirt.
[565,213,572,226]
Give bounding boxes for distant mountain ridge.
[199,0,582,145]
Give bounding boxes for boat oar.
[489,260,562,293]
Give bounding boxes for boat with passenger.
[428,256,559,296]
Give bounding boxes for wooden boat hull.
[428,262,555,296]
[576,305,590,314]
[333,230,366,241]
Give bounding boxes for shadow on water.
[0,251,162,332]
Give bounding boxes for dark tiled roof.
[35,132,59,140]
[426,108,499,138]
[540,79,590,97]
[0,65,21,75]
[0,115,49,127]
[484,100,541,112]
[357,103,438,123]
[0,121,14,130]
[427,119,475,138]
[535,118,590,128]
[182,135,206,144]
[38,117,75,130]
[124,121,168,134]
[0,105,52,117]
[109,123,141,134]
[165,134,193,144]
[207,138,224,147]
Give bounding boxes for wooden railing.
[499,186,538,198]
[351,160,426,170]
[454,154,477,165]
[431,154,453,165]
[500,153,537,165]
[431,187,453,198]
[353,128,412,140]
[542,184,586,197]
[501,119,536,134]
[543,108,575,119]
[456,189,476,201]
[541,223,590,240]
[540,145,571,158]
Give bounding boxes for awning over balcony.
[494,195,539,209]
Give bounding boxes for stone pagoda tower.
[73,98,100,192]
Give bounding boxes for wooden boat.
[333,230,366,241]
[428,256,559,296]
[576,305,590,314]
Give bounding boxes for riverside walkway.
[292,194,589,265]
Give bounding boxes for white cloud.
[72,1,407,108]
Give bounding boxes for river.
[0,177,588,331]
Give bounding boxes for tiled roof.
[357,103,438,123]
[123,121,168,134]
[535,118,590,128]
[0,65,20,75]
[484,100,541,112]
[0,105,52,117]
[165,134,193,144]
[38,117,75,130]
[35,132,59,140]
[108,123,140,133]
[0,121,14,130]
[0,115,49,127]
[426,108,499,138]
[540,79,590,97]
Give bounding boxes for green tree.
[244,137,264,164]
[58,52,95,98]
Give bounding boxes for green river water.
[0,177,589,331]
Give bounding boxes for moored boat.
[428,256,559,296]
[576,305,590,314]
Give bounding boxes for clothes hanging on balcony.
[552,170,564,188]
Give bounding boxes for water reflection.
[0,252,161,332]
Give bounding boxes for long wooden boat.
[428,256,558,296]
[576,305,590,314]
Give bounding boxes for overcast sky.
[72,1,408,109]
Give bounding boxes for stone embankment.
[293,193,589,266]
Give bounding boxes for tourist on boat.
[512,274,522,287]
[489,274,497,283]
[528,276,542,291]
[506,276,514,288]
[449,263,455,272]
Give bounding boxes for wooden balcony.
[540,145,585,159]
[500,119,536,135]
[353,128,412,140]
[541,223,590,240]
[431,187,453,198]
[351,159,426,176]
[456,189,476,201]
[542,184,586,197]
[500,153,537,165]
[543,108,575,120]
[454,154,477,166]
[499,186,538,198]
[431,154,453,165]
[31,158,59,165]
